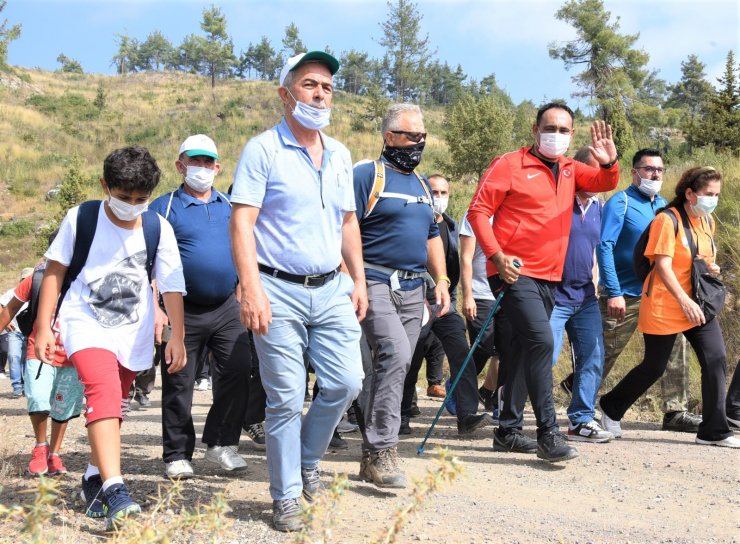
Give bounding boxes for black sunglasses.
[390,130,427,143]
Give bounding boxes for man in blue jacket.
[567,148,699,433]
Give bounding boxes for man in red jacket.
[467,102,619,462]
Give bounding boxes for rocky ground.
[0,373,738,544]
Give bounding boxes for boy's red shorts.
[69,348,137,425]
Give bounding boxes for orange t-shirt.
[638,207,715,335]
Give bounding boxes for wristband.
[600,159,618,169]
[436,275,451,285]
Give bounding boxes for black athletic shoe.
[537,430,579,462]
[457,413,494,435]
[662,411,701,433]
[399,416,412,435]
[478,386,496,411]
[560,374,574,396]
[328,429,348,451]
[493,429,537,453]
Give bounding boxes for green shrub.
[0,219,34,238]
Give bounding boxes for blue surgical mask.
[692,195,718,216]
[288,89,331,130]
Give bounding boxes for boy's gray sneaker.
[272,497,302,532]
[205,445,247,471]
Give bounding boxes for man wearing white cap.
[230,51,366,532]
[149,135,253,479]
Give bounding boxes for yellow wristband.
[436,275,451,285]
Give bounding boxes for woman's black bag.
[676,206,726,321]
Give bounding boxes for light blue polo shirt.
[231,118,355,275]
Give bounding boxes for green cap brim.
[291,51,339,75]
[185,149,218,160]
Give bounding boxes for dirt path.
[0,374,738,544]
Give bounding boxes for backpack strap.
[141,210,161,283]
[363,160,433,220]
[645,208,679,297]
[215,190,232,207]
[164,191,176,220]
[363,160,386,220]
[54,200,100,323]
[27,268,44,329]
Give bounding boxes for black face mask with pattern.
[381,141,426,172]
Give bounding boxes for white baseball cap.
[279,51,339,87]
[179,134,219,160]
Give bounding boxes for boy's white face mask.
[108,194,148,221]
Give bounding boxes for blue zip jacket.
[597,184,668,298]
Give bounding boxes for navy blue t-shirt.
[150,186,238,306]
[554,197,602,306]
[354,159,439,286]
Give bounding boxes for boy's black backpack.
[53,200,161,323]
[15,268,44,336]
[633,208,679,285]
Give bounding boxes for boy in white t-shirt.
[34,146,187,530]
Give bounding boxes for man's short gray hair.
[381,103,423,134]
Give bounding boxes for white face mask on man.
[637,177,662,197]
[184,165,216,192]
[287,89,331,130]
[107,194,148,222]
[537,132,571,159]
[433,196,449,216]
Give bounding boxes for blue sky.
[5,0,739,111]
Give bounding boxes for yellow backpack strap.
[413,170,433,209]
[363,160,386,220]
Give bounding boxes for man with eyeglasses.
[578,148,700,433]
[353,103,450,488]
[467,102,619,463]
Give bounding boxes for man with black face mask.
[353,103,450,489]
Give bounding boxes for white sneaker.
[165,459,194,479]
[205,445,247,471]
[196,379,209,391]
[695,435,740,448]
[0,372,6,379]
[599,401,623,438]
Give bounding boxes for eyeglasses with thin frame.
[635,165,664,175]
[390,130,427,143]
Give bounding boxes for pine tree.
[549,0,648,117]
[378,0,434,101]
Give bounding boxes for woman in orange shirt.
[599,167,738,448]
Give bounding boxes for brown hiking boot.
[359,447,406,488]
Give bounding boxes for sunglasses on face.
[390,130,427,143]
